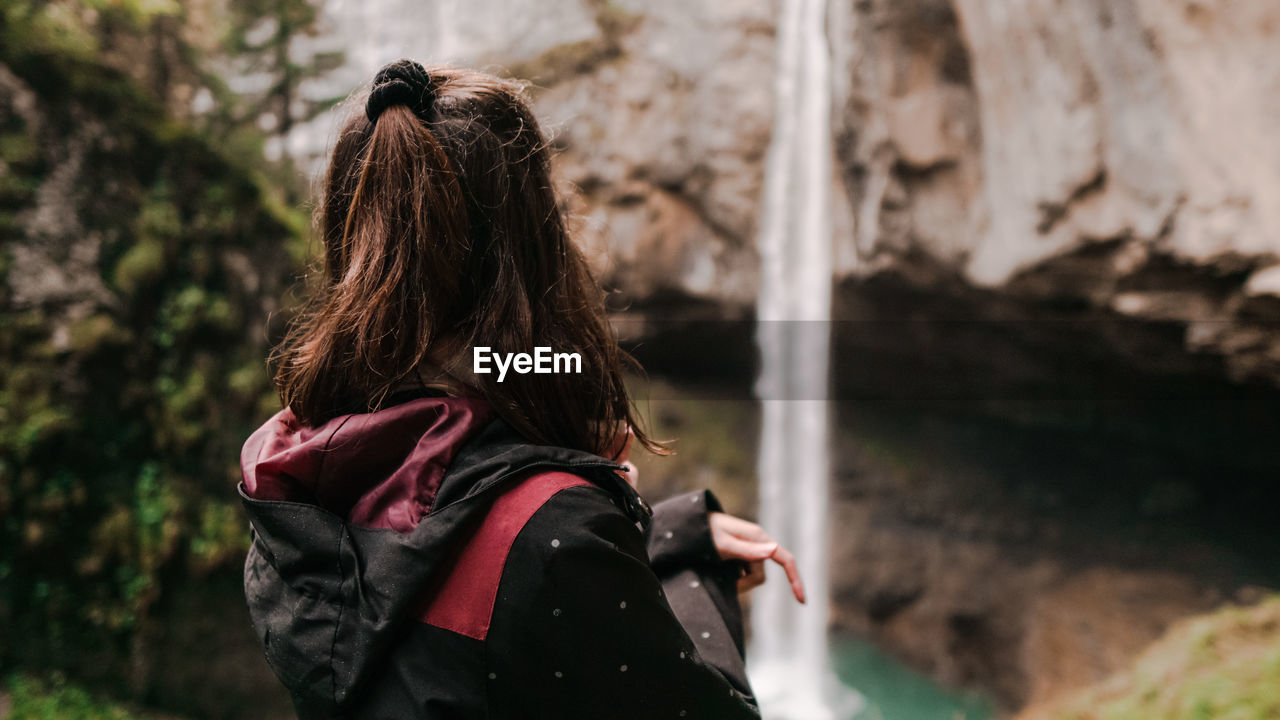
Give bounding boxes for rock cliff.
[304,0,1280,382]
[512,0,1280,385]
[831,0,1280,384]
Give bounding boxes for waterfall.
[291,1,861,712]
[749,0,862,717]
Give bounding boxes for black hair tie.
[366,59,435,123]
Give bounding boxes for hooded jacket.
[239,391,762,719]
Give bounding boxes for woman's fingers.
[737,560,766,593]
[714,513,773,542]
[709,512,776,561]
[769,545,806,604]
[715,533,778,562]
[707,511,806,604]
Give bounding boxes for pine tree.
[223,0,342,141]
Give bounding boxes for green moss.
[0,0,301,696]
[258,182,312,266]
[7,673,180,720]
[16,407,75,453]
[152,368,215,451]
[111,237,166,297]
[227,361,268,401]
[20,4,103,60]
[165,287,237,335]
[138,194,182,239]
[589,0,642,39]
[189,500,250,573]
[0,132,39,166]
[1043,597,1280,720]
[67,314,130,353]
[0,0,180,65]
[0,171,41,206]
[511,39,617,85]
[506,0,639,87]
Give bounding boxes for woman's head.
[275,60,658,457]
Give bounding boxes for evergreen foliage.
[222,0,342,139]
[7,673,187,720]
[0,0,306,698]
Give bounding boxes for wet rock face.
[529,0,777,307]
[312,0,1280,381]
[492,0,1280,384]
[313,0,777,308]
[833,0,1280,383]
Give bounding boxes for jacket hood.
[238,393,645,718]
[241,393,495,531]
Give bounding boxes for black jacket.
[239,394,762,718]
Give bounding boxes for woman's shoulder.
[503,471,643,557]
[414,471,625,640]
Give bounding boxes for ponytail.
[274,62,665,458]
[276,71,469,421]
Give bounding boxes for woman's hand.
[708,512,806,604]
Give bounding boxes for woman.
[238,60,804,719]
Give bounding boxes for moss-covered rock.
[0,1,301,706]
[1021,597,1280,720]
[5,673,189,720]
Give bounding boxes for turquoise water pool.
[831,637,994,720]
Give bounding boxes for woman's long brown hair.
[273,65,661,457]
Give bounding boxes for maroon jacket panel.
[414,470,591,640]
[241,395,492,531]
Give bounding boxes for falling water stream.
[748,0,863,718]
